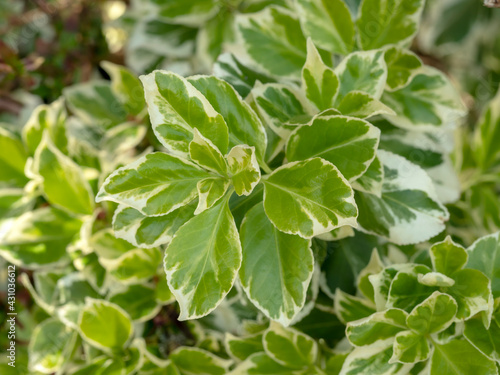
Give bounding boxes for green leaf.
[33,133,94,215]
[263,322,318,369]
[169,347,232,375]
[295,0,354,55]
[101,122,147,155]
[263,157,357,238]
[474,89,500,171]
[387,266,437,312]
[239,203,313,326]
[406,292,457,335]
[157,0,219,26]
[196,177,230,215]
[227,145,261,197]
[334,289,377,324]
[418,272,455,288]
[430,339,497,375]
[384,47,423,91]
[140,71,229,156]
[337,91,395,119]
[355,150,449,245]
[28,318,77,373]
[357,0,425,50]
[164,195,241,320]
[382,67,466,131]
[109,284,161,322]
[301,39,339,111]
[189,129,228,175]
[286,115,380,181]
[78,298,133,352]
[335,50,387,102]
[112,203,195,249]
[225,333,264,361]
[430,236,468,276]
[340,342,413,375]
[467,232,500,298]
[64,81,127,129]
[97,152,211,216]
[251,82,314,138]
[346,309,408,347]
[0,207,81,268]
[464,313,500,362]
[447,268,492,320]
[22,99,67,155]
[391,330,430,364]
[235,6,307,78]
[213,53,276,98]
[101,61,146,117]
[0,127,28,187]
[357,248,384,302]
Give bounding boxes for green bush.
[1,0,500,374]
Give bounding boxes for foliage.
[1,0,500,374]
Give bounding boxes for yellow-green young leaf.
[357,248,385,302]
[301,39,339,111]
[474,89,500,171]
[447,268,492,321]
[78,298,133,352]
[467,232,500,298]
[286,115,380,181]
[239,203,313,326]
[382,66,466,131]
[230,352,294,374]
[0,207,81,269]
[33,133,94,215]
[235,6,307,78]
[335,50,388,102]
[140,71,229,156]
[418,272,455,287]
[195,177,230,215]
[340,341,413,375]
[384,47,423,91]
[0,126,28,187]
[28,318,78,373]
[351,155,384,197]
[187,75,267,165]
[101,61,145,117]
[189,129,228,175]
[387,265,437,312]
[430,339,497,375]
[22,99,67,155]
[430,236,468,277]
[164,196,241,320]
[355,150,449,245]
[346,309,408,347]
[390,330,430,364]
[357,0,425,50]
[225,333,264,361]
[108,284,160,322]
[96,152,211,216]
[295,0,354,55]
[464,311,500,362]
[263,158,357,239]
[406,292,457,335]
[250,82,315,138]
[112,203,195,249]
[169,347,232,375]
[263,323,318,369]
[101,122,147,155]
[64,81,128,129]
[227,145,261,196]
[337,91,395,119]
[334,289,376,325]
[108,247,162,284]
